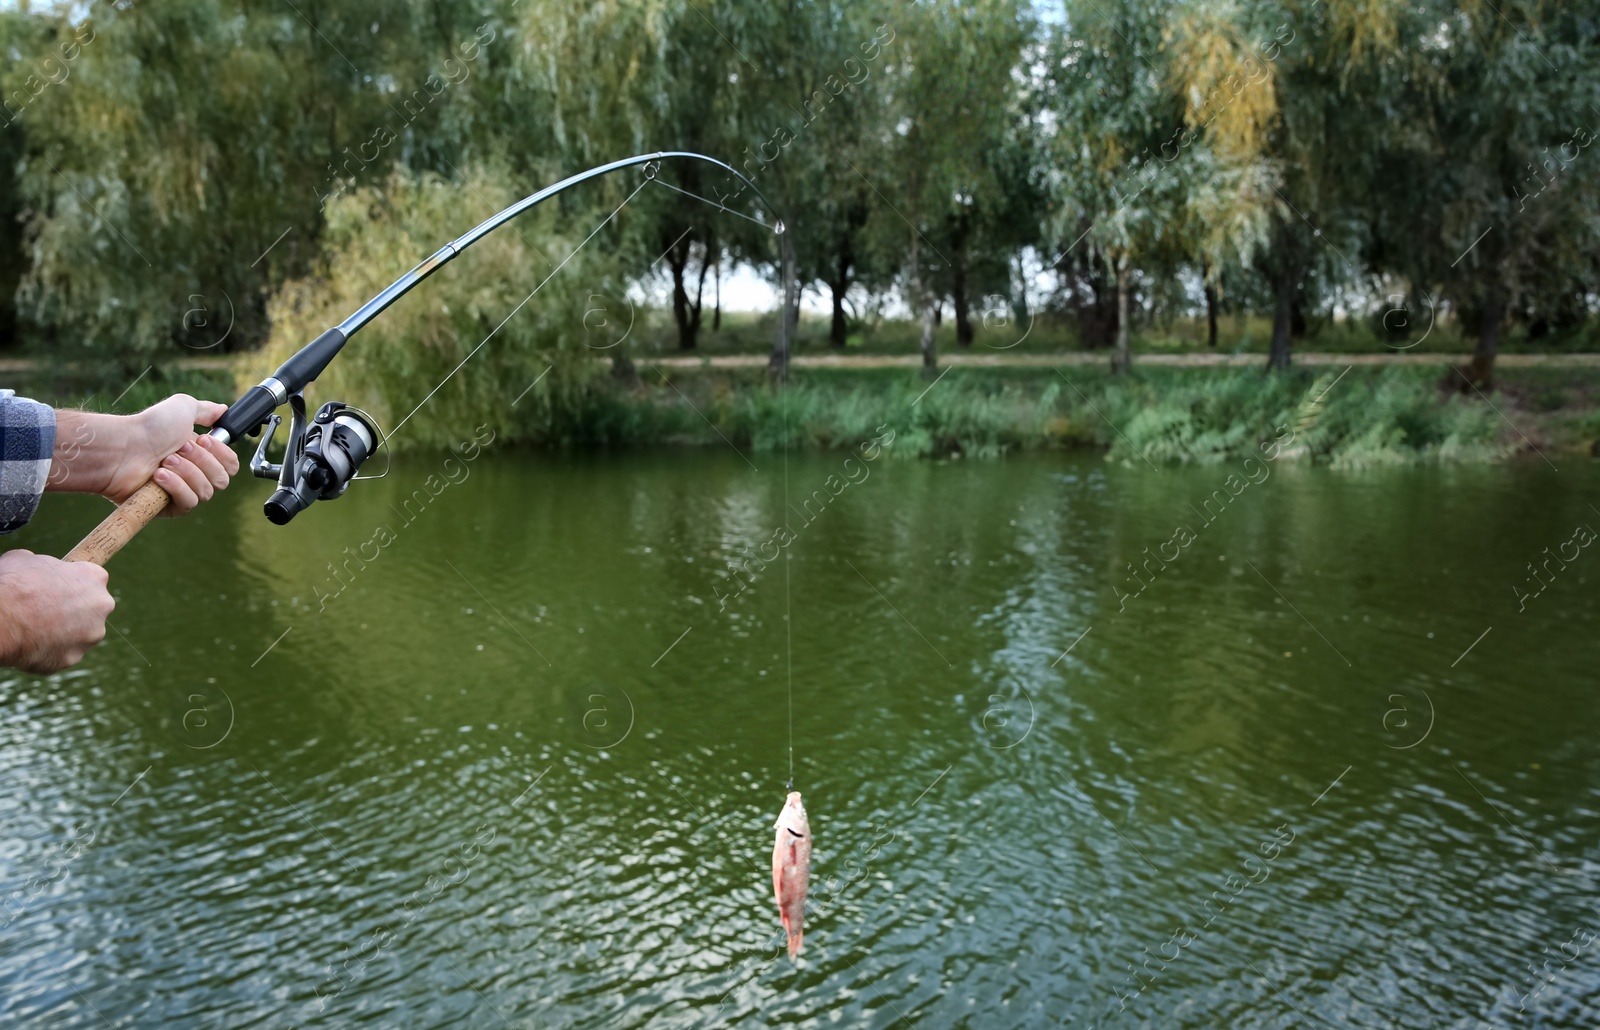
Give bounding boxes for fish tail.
[788,930,803,959]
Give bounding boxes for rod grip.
[63,480,170,565]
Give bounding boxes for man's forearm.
[46,410,131,494]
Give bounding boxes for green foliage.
[714,374,1062,458]
[9,0,505,362]
[0,0,1597,431]
[1099,367,1511,465]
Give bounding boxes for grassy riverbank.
[11,361,1599,464]
[563,364,1595,464]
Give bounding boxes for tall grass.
[1096,367,1512,465]
[562,366,1522,464]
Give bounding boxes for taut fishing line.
[785,262,795,791]
[769,222,811,961]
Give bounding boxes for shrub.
[246,165,628,450]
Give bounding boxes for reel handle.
[63,479,170,566]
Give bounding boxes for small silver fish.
[771,790,812,959]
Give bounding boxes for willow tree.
[12,0,482,368]
[250,166,620,449]
[512,0,724,351]
[1160,3,1280,350]
[1402,0,1600,390]
[515,0,838,360]
[711,1,904,369]
[1238,0,1435,370]
[871,0,1033,373]
[765,2,901,350]
[0,8,32,349]
[1045,0,1193,373]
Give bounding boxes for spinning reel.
[247,395,386,525]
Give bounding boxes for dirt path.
[0,356,236,374]
[646,351,1600,369]
[6,351,1598,376]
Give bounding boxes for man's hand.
[51,394,241,516]
[105,394,240,515]
[0,550,115,673]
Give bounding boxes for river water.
[1,447,1596,1028]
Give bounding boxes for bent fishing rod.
[64,152,785,565]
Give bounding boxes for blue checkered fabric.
[0,389,55,534]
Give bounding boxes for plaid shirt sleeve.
[0,389,56,535]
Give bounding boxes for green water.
[2,446,1598,1028]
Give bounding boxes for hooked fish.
[771,790,812,959]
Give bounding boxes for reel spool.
[249,396,388,525]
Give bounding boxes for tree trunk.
[669,232,695,350]
[1010,255,1030,328]
[829,236,852,348]
[907,224,938,376]
[1203,259,1218,348]
[830,279,849,348]
[1110,255,1131,374]
[953,247,973,346]
[690,239,710,340]
[1206,285,1219,348]
[610,352,638,385]
[769,228,797,380]
[1455,287,1506,393]
[919,300,939,374]
[1266,263,1295,371]
[713,252,721,332]
[1072,246,1117,350]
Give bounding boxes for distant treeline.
[1,0,1596,392]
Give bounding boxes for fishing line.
[782,234,795,792]
[386,176,649,442]
[648,177,778,230]
[785,397,794,789]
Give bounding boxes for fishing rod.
[63,152,785,565]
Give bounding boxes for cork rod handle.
[63,480,170,565]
